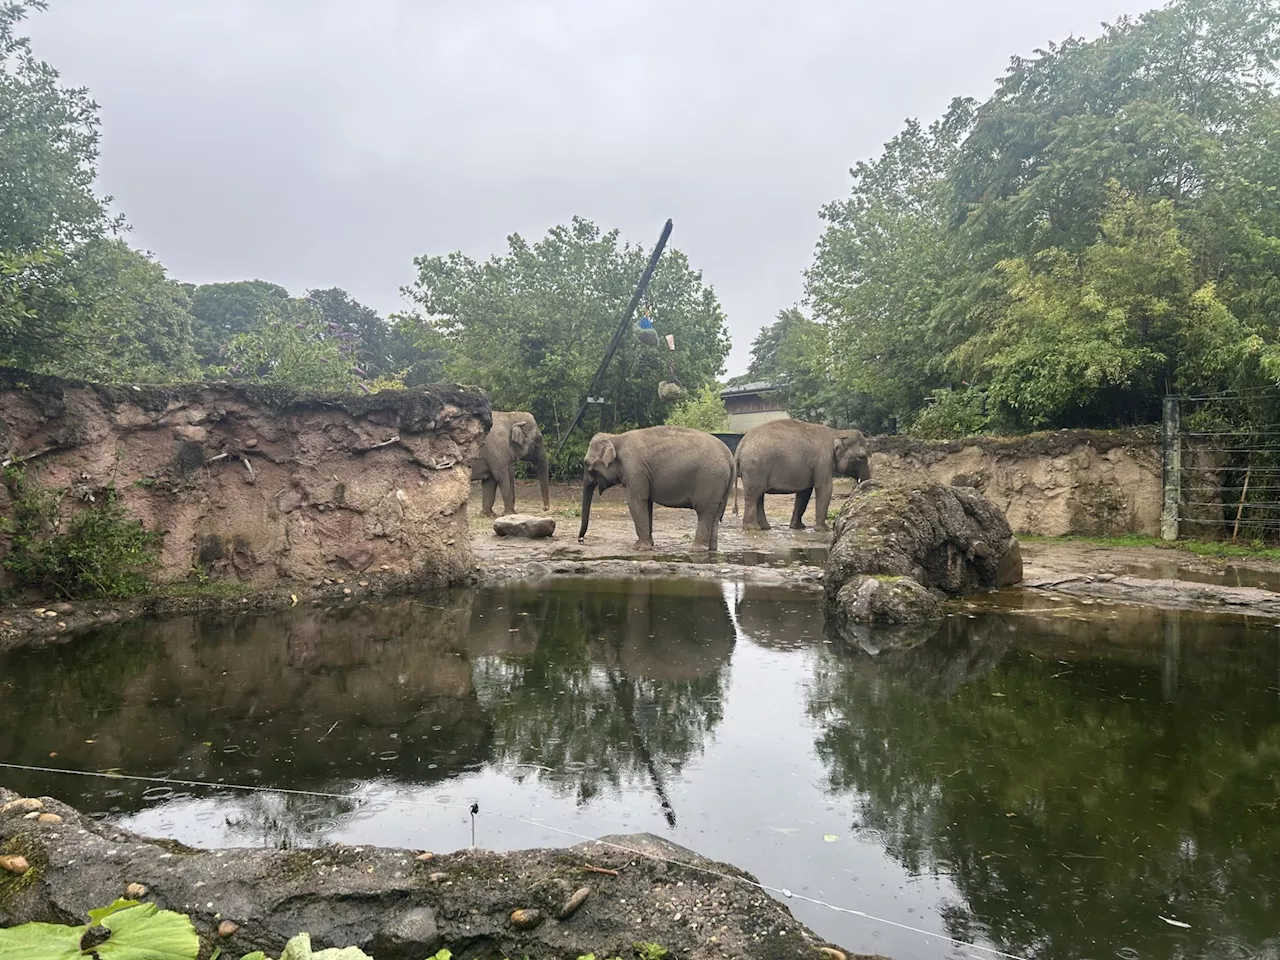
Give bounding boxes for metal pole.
[1161,396,1181,541]
[553,218,674,463]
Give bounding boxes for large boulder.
[824,480,1022,624]
[493,514,556,538]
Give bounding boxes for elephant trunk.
[535,443,551,511]
[578,478,597,542]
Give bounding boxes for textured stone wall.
[867,429,1162,537]
[0,370,491,587]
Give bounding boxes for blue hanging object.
[633,312,659,346]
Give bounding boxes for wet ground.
[3,576,1279,960]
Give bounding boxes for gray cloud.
[28,0,1152,374]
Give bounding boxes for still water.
[2,580,1279,960]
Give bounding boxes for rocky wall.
[868,428,1162,537]
[0,370,491,588]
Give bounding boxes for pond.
[2,579,1279,960]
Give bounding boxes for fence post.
[1161,396,1181,542]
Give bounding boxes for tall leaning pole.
[553,219,674,464]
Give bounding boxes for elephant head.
[509,417,551,510]
[834,430,871,482]
[578,433,623,541]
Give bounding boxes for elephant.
[578,425,734,552]
[470,411,551,518]
[734,419,870,532]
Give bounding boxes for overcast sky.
[27,0,1153,375]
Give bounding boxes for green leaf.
[238,954,268,960]
[97,901,199,960]
[87,898,141,925]
[279,933,374,960]
[0,922,85,960]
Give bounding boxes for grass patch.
[1019,533,1280,562]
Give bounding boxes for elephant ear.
[510,424,527,450]
[832,436,844,461]
[600,440,617,467]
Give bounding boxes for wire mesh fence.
[1173,389,1280,540]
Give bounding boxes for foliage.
[909,388,994,440]
[1,471,163,599]
[0,0,116,370]
[0,898,198,960]
[806,0,1280,435]
[217,297,362,393]
[187,279,289,367]
[401,217,731,471]
[35,238,200,383]
[663,382,729,432]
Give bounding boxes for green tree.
[0,0,115,369]
[219,297,359,393]
[38,239,199,383]
[305,287,396,378]
[401,217,730,462]
[806,0,1280,436]
[188,279,289,368]
[664,382,729,432]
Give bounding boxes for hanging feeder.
[633,312,660,347]
[658,380,687,402]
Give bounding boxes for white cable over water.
[0,760,1033,960]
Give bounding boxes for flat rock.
[493,514,556,539]
[0,788,875,960]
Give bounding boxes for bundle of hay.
[658,381,687,402]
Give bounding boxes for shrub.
[2,470,164,599]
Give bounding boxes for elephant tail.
[731,447,740,515]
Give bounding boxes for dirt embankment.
[0,370,491,587]
[0,787,882,960]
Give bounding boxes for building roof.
[719,380,782,397]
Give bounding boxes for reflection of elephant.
[731,582,826,650]
[734,419,871,532]
[470,411,551,517]
[578,426,734,551]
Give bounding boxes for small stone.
[509,908,544,930]
[0,854,30,875]
[31,607,46,615]
[2,797,43,814]
[217,920,240,937]
[53,602,74,615]
[559,886,591,919]
[358,580,369,587]
[37,813,63,824]
[125,882,147,898]
[23,811,39,820]
[343,588,352,595]
[415,852,435,861]
[56,622,67,630]
[428,872,448,884]
[380,564,390,571]
[44,610,59,618]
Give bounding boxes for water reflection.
[2,584,1280,959]
[808,607,1280,960]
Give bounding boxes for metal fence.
[1164,389,1280,541]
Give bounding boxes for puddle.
[1111,559,1280,591]
[2,579,1278,960]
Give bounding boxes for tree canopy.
[400,216,731,460]
[800,0,1280,437]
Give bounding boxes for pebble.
[343,588,352,595]
[53,602,74,615]
[38,813,63,824]
[559,886,591,919]
[218,920,240,937]
[0,854,30,875]
[125,882,147,898]
[2,797,43,814]
[428,872,448,884]
[44,610,58,619]
[509,908,544,930]
[415,852,435,861]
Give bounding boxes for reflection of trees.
[807,611,1280,960]
[468,580,732,818]
[0,594,493,834]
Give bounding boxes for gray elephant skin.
[578,425,734,552]
[470,411,551,517]
[734,419,870,531]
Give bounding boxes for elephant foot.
[480,510,496,519]
[632,539,655,551]
[814,523,830,533]
[789,521,807,531]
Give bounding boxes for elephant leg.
[693,510,713,550]
[756,493,771,531]
[628,497,654,550]
[498,468,516,515]
[814,477,834,532]
[741,486,757,529]
[480,478,498,518]
[707,511,721,553]
[790,488,813,530]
